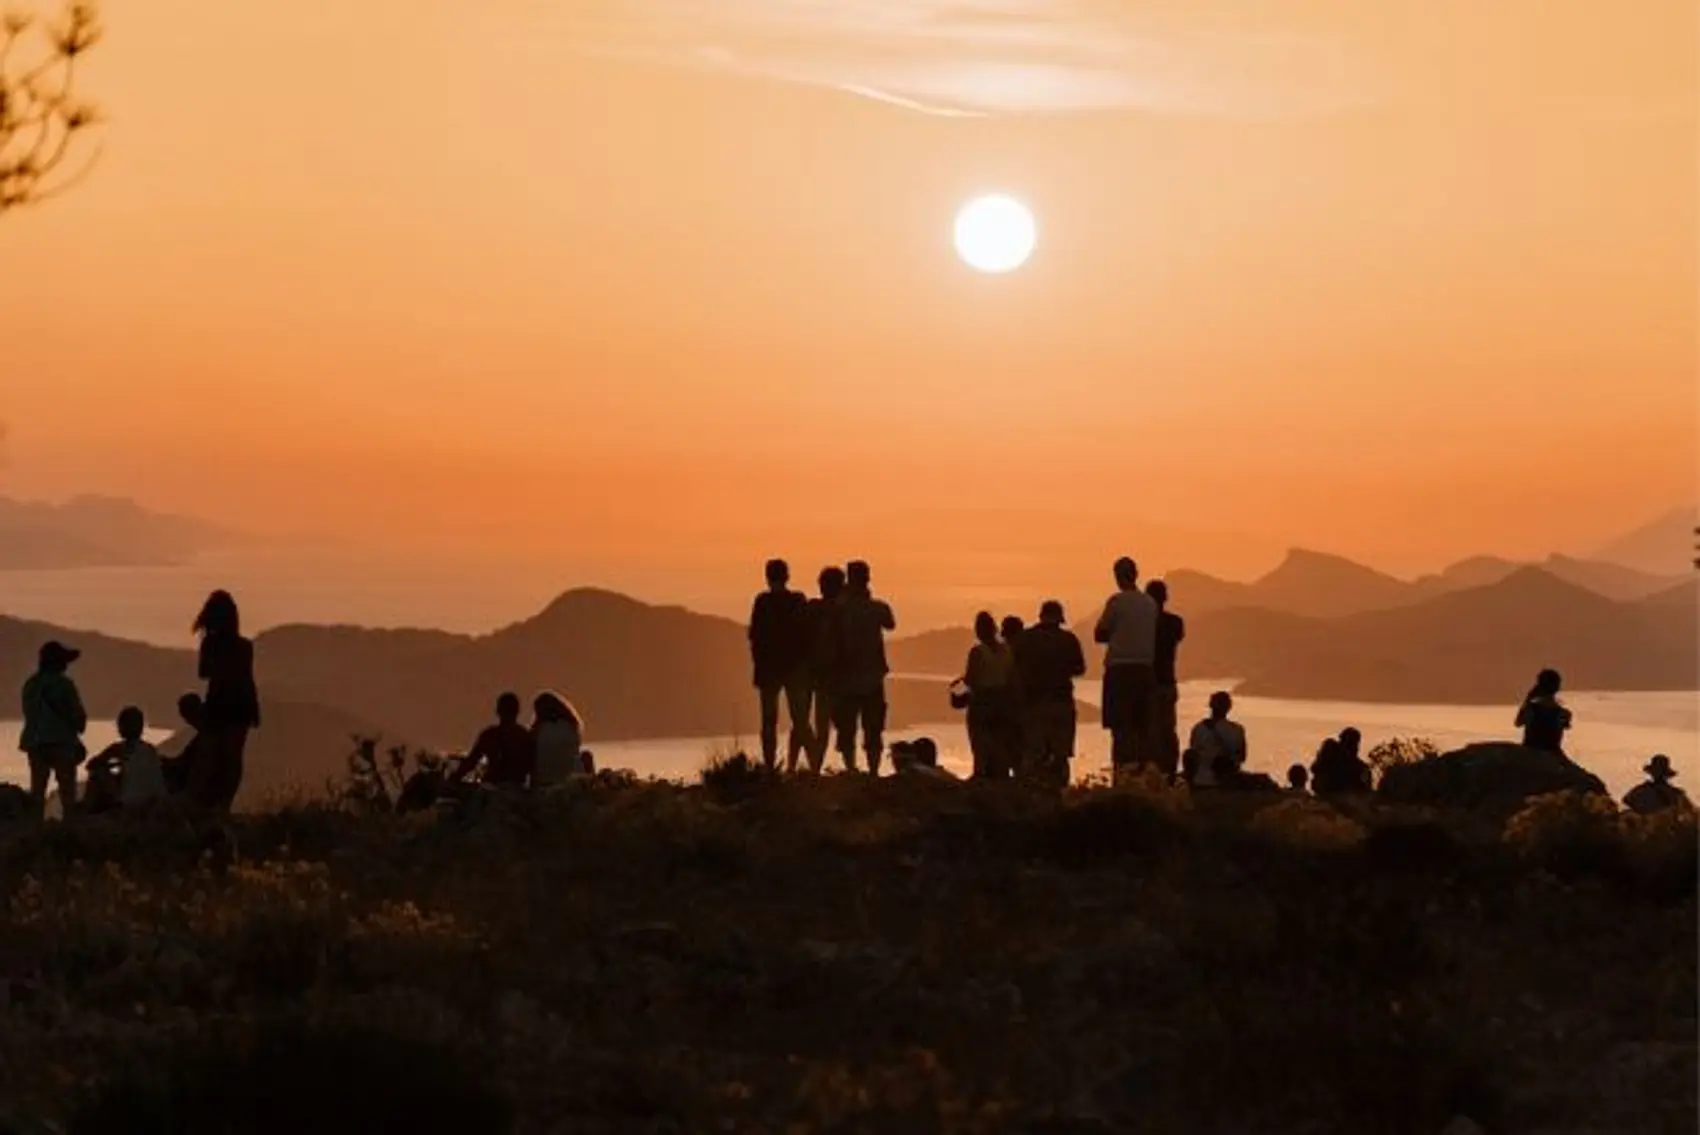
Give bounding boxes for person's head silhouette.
[1145,579,1168,608]
[764,559,790,590]
[847,560,871,591]
[1208,690,1233,719]
[495,692,521,724]
[818,566,845,600]
[37,640,79,673]
[1287,764,1309,791]
[117,706,145,742]
[193,590,241,637]
[1339,727,1362,756]
[177,692,205,728]
[1000,615,1024,643]
[1533,668,1563,698]
[1113,557,1139,591]
[973,611,998,646]
[1038,600,1065,626]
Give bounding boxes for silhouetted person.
[891,737,957,781]
[1145,580,1186,779]
[1516,668,1572,755]
[457,692,536,788]
[832,560,895,774]
[1287,763,1310,794]
[1094,557,1158,775]
[1310,730,1370,798]
[531,690,585,788]
[1016,600,1086,788]
[19,640,87,818]
[1624,754,1691,816]
[163,692,205,797]
[1186,690,1246,788]
[100,705,168,810]
[748,558,814,772]
[803,566,847,773]
[189,590,260,812]
[1000,615,1025,648]
[999,614,1029,773]
[961,612,1020,780]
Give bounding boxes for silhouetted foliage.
[0,1,101,214]
[1365,735,1440,786]
[698,748,780,798]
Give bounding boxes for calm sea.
[3,685,1693,799]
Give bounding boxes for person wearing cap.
[18,640,89,818]
[1624,754,1692,817]
[1015,600,1087,788]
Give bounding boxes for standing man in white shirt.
[1093,557,1159,775]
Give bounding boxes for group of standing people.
[748,559,897,774]
[15,590,260,818]
[748,554,1222,787]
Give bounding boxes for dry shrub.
[699,748,780,797]
[1620,806,1699,901]
[1039,785,1188,866]
[1503,789,1696,902]
[1366,735,1441,786]
[1247,797,1367,852]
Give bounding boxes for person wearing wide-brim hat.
[1624,754,1692,817]
[18,640,90,818]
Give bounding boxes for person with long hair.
[532,690,586,788]
[1515,668,1572,755]
[960,611,1020,780]
[188,590,260,812]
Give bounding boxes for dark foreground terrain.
[0,775,1694,1134]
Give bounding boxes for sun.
[953,194,1036,274]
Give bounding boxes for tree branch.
[0,1,103,215]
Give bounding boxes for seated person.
[531,691,586,788]
[891,737,958,781]
[453,692,536,788]
[161,693,206,797]
[1311,730,1372,797]
[1187,691,1247,788]
[1624,754,1693,816]
[87,705,169,811]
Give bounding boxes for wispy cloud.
[553,0,1388,119]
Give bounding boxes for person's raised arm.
[879,600,895,632]
[452,730,491,783]
[1513,698,1530,728]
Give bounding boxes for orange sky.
[1,0,1695,602]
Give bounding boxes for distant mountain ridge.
[1587,506,1696,577]
[0,495,237,570]
[1154,545,1687,618]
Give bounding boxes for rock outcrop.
[1377,742,1607,820]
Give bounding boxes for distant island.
[0,495,238,570]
